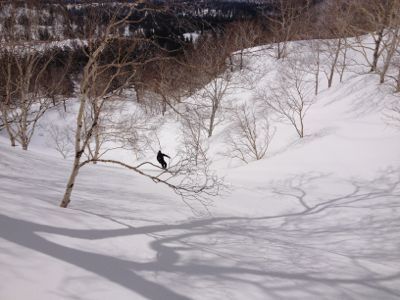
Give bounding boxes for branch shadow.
[1,167,400,299]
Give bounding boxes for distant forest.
[0,0,329,114]
[2,0,322,49]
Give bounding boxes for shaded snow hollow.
[1,40,400,300]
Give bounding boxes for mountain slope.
[1,39,400,300]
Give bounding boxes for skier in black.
[157,150,170,169]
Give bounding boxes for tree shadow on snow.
[1,167,400,299]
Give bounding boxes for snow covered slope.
[1,39,400,300]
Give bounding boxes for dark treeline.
[0,0,273,94]
[0,0,328,110]
[1,0,320,45]
[57,0,275,50]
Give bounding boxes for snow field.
[1,37,400,299]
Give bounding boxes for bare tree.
[226,103,275,163]
[304,40,322,95]
[193,71,236,138]
[378,26,400,84]
[0,51,17,147]
[117,109,161,159]
[61,6,145,207]
[256,56,314,138]
[321,38,347,88]
[0,43,72,150]
[0,7,30,148]
[60,5,220,208]
[316,1,355,88]
[315,0,400,86]
[263,0,311,60]
[45,123,74,159]
[146,57,188,116]
[225,20,263,70]
[86,98,160,162]
[391,54,400,93]
[350,0,400,78]
[179,109,209,167]
[182,35,238,138]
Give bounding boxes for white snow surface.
[1,39,400,300]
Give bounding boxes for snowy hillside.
[1,38,400,300]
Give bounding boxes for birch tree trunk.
[379,28,400,84]
[315,46,320,95]
[208,104,217,138]
[60,95,86,208]
[371,29,384,73]
[1,110,16,147]
[328,39,342,88]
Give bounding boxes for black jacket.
[157,151,170,162]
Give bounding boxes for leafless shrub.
[226,103,275,163]
[179,110,209,167]
[225,20,264,70]
[303,40,322,95]
[350,0,400,82]
[379,28,400,86]
[263,0,312,60]
[391,55,400,93]
[256,56,315,138]
[190,71,237,138]
[0,4,72,150]
[45,123,74,159]
[320,38,349,88]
